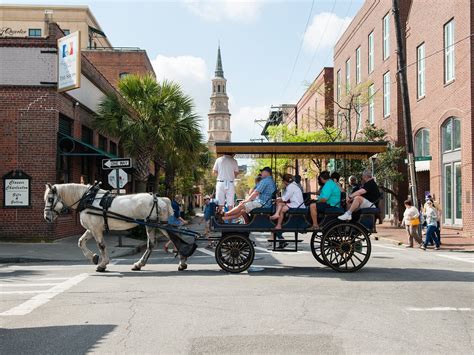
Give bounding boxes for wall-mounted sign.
[3,170,32,208]
[57,31,81,92]
[0,27,27,37]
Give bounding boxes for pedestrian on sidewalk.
[421,200,441,250]
[402,199,423,248]
[199,195,214,249]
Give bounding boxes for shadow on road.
[0,324,116,354]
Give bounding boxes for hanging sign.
[57,31,81,92]
[3,170,32,208]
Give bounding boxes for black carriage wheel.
[215,234,255,273]
[310,231,327,266]
[320,222,371,273]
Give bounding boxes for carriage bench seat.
[287,207,308,215]
[323,207,345,215]
[357,208,381,215]
[250,207,274,215]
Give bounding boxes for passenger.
[270,173,304,230]
[308,171,341,229]
[347,175,360,195]
[220,167,275,222]
[330,172,345,193]
[248,174,262,196]
[338,170,380,221]
[213,152,239,213]
[294,174,304,194]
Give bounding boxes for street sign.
[102,158,132,170]
[405,156,432,163]
[108,169,128,189]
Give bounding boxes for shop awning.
[58,132,117,159]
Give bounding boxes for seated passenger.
[338,170,380,221]
[347,175,360,195]
[308,171,341,229]
[221,167,275,222]
[270,173,304,230]
[330,171,345,193]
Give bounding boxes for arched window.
[216,119,222,129]
[414,128,430,157]
[218,85,221,93]
[442,117,461,152]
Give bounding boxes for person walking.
[421,200,441,250]
[213,153,239,213]
[402,199,422,248]
[199,195,214,249]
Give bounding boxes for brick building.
[333,0,473,235]
[0,22,154,240]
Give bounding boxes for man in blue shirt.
[221,167,275,222]
[308,171,341,229]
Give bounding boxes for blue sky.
[14,0,364,140]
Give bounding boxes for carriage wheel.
[320,222,371,273]
[215,234,255,273]
[310,231,327,266]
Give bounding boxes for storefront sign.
[3,170,31,208]
[57,31,81,92]
[0,27,27,37]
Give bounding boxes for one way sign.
[102,158,132,170]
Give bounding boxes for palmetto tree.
[95,74,204,193]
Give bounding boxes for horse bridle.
[45,185,70,217]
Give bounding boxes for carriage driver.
[213,152,239,213]
[221,167,276,222]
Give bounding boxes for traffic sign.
[108,169,128,189]
[102,158,132,170]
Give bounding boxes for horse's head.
[43,183,68,223]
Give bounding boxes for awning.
[215,141,388,159]
[415,160,430,172]
[58,132,117,159]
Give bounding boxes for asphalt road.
[1,234,473,354]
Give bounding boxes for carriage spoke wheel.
[215,234,255,273]
[320,222,371,272]
[310,231,327,266]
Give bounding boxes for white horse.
[43,183,189,272]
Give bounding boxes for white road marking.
[197,248,215,257]
[0,283,58,287]
[0,273,89,316]
[1,290,53,295]
[406,307,472,312]
[436,254,474,264]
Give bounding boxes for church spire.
[215,45,224,78]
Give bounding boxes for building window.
[417,43,426,98]
[28,29,42,37]
[81,126,93,144]
[336,69,341,102]
[63,29,70,35]
[356,47,361,84]
[368,31,374,73]
[218,85,221,93]
[442,117,461,152]
[415,129,430,157]
[345,58,351,94]
[368,84,375,124]
[110,141,117,156]
[383,13,390,60]
[444,19,455,83]
[383,71,390,117]
[119,72,129,79]
[337,111,343,131]
[98,135,108,152]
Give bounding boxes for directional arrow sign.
[108,169,128,189]
[102,158,132,170]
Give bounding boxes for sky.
[13,0,364,141]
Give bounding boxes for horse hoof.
[92,254,99,265]
[131,265,141,271]
[96,266,106,272]
[178,264,187,271]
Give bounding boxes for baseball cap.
[204,195,210,200]
[260,167,272,174]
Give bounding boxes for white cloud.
[152,54,209,84]
[231,105,269,142]
[303,12,353,52]
[183,0,264,23]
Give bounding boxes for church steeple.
[215,45,224,78]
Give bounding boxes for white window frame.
[336,69,341,102]
[383,71,390,118]
[417,43,426,98]
[368,84,375,124]
[368,31,374,73]
[345,59,351,94]
[444,19,455,83]
[383,13,390,60]
[356,47,361,84]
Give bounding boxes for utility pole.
[294,105,299,175]
[392,0,418,209]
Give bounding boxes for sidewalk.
[0,232,147,263]
[375,223,474,252]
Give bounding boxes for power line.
[282,0,315,96]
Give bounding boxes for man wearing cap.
[221,167,276,221]
[213,153,239,213]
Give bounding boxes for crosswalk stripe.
[0,283,58,288]
[436,254,474,264]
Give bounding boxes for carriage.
[208,141,388,274]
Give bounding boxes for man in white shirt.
[213,153,239,212]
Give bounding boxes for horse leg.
[92,229,109,272]
[132,227,157,271]
[78,230,99,265]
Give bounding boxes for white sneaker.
[338,212,352,221]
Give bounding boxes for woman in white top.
[270,174,304,230]
[402,199,422,247]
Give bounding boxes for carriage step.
[267,248,299,252]
[267,239,303,243]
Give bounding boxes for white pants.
[216,181,235,208]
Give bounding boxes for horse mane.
[54,183,90,208]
